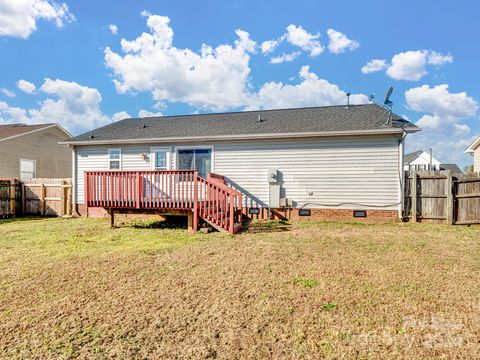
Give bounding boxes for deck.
[85,170,243,233]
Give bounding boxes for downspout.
[70,145,77,216]
[398,133,406,220]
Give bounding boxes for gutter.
[60,127,420,146]
[465,136,480,153]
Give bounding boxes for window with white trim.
[20,159,36,179]
[108,149,121,170]
[151,148,169,170]
[177,148,212,178]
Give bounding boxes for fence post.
[66,182,72,216]
[446,170,454,225]
[61,180,66,216]
[411,171,417,222]
[41,183,46,216]
[9,179,16,216]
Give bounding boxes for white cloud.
[426,51,453,66]
[283,24,323,56]
[0,78,128,134]
[17,79,36,94]
[373,50,453,81]
[405,84,478,124]
[109,24,118,35]
[269,51,300,64]
[387,50,429,81]
[112,111,130,122]
[361,59,388,74]
[326,28,359,54]
[0,88,15,97]
[363,50,453,80]
[138,109,163,118]
[261,40,278,54]
[105,14,256,111]
[105,15,369,112]
[416,114,440,129]
[453,123,470,135]
[250,66,368,110]
[0,0,74,39]
[405,84,478,168]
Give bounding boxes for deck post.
[136,172,141,209]
[109,209,115,228]
[193,170,198,232]
[229,195,234,234]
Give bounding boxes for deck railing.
[85,170,242,233]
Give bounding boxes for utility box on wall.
[269,184,281,208]
[268,168,279,184]
[268,168,280,207]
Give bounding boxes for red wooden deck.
[84,170,243,233]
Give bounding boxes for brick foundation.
[245,207,399,223]
[76,204,399,223]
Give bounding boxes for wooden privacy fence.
[0,178,72,217]
[0,179,22,217]
[404,171,480,224]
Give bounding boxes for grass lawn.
[1,217,479,359]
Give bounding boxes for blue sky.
[0,0,479,168]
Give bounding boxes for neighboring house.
[404,150,463,175]
[404,149,441,171]
[465,135,480,173]
[0,123,72,179]
[63,104,419,225]
[438,163,463,177]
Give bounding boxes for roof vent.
[345,92,351,108]
[257,114,263,122]
[142,124,147,128]
[89,131,95,139]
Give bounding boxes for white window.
[20,159,36,179]
[108,149,121,170]
[151,147,170,170]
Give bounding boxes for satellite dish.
[384,86,393,106]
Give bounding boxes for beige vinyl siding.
[214,136,400,210]
[0,126,71,178]
[74,135,401,211]
[474,147,480,173]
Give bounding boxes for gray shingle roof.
[66,104,419,143]
[404,150,423,164]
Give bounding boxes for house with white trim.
[61,104,419,231]
[465,135,480,173]
[0,123,72,179]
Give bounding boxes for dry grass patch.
[0,217,479,358]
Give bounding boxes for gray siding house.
[62,104,419,222]
[0,123,72,179]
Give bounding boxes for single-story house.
[62,104,419,232]
[404,149,441,171]
[465,135,480,173]
[0,123,72,179]
[404,149,463,175]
